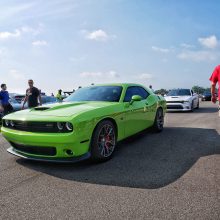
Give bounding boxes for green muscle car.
[1,83,166,162]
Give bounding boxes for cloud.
[0,29,21,40]
[8,69,25,80]
[82,29,116,42]
[0,24,44,41]
[198,35,218,49]
[108,71,119,78]
[80,72,102,77]
[177,50,220,62]
[21,24,44,35]
[151,46,170,53]
[80,70,119,78]
[32,40,48,46]
[180,43,195,49]
[136,73,153,80]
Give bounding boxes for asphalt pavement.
[0,101,219,220]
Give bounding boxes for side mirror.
[130,95,142,105]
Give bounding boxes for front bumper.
[1,126,92,161]
[7,147,91,163]
[166,103,191,111]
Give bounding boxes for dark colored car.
[201,91,211,101]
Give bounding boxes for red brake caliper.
[105,135,110,148]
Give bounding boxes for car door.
[123,86,150,137]
[191,90,198,108]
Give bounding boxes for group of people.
[0,79,41,116]
[1,65,220,117]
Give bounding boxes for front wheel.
[152,108,164,132]
[190,101,194,112]
[195,100,199,109]
[90,120,116,162]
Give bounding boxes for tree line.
[155,86,212,96]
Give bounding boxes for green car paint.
[1,83,166,162]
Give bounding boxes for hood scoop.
[34,107,51,111]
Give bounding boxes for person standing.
[0,84,13,116]
[22,79,42,109]
[149,85,154,92]
[209,65,220,103]
[56,89,63,101]
[209,65,220,113]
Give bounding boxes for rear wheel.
[152,108,164,132]
[90,120,116,162]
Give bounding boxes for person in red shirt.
[209,65,220,104]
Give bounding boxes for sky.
[0,0,220,94]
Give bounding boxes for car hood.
[5,101,118,118]
[165,96,191,102]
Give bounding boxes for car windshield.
[64,86,123,102]
[167,89,191,96]
[203,91,211,95]
[9,98,19,104]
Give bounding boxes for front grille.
[3,120,71,133]
[10,142,56,156]
[166,101,184,103]
[167,105,183,109]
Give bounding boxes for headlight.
[10,120,15,127]
[5,120,9,127]
[183,101,190,104]
[65,122,73,131]
[57,122,64,130]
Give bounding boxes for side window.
[138,87,149,99]
[124,86,149,102]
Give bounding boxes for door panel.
[124,100,147,137]
[123,86,156,137]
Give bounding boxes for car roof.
[88,83,146,88]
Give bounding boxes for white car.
[165,89,199,112]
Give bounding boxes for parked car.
[2,83,166,163]
[10,93,26,104]
[9,98,21,111]
[201,91,211,101]
[41,95,57,105]
[8,95,58,112]
[0,98,20,121]
[165,89,199,111]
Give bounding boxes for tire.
[195,100,199,109]
[90,120,117,162]
[152,108,164,132]
[190,101,194,112]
